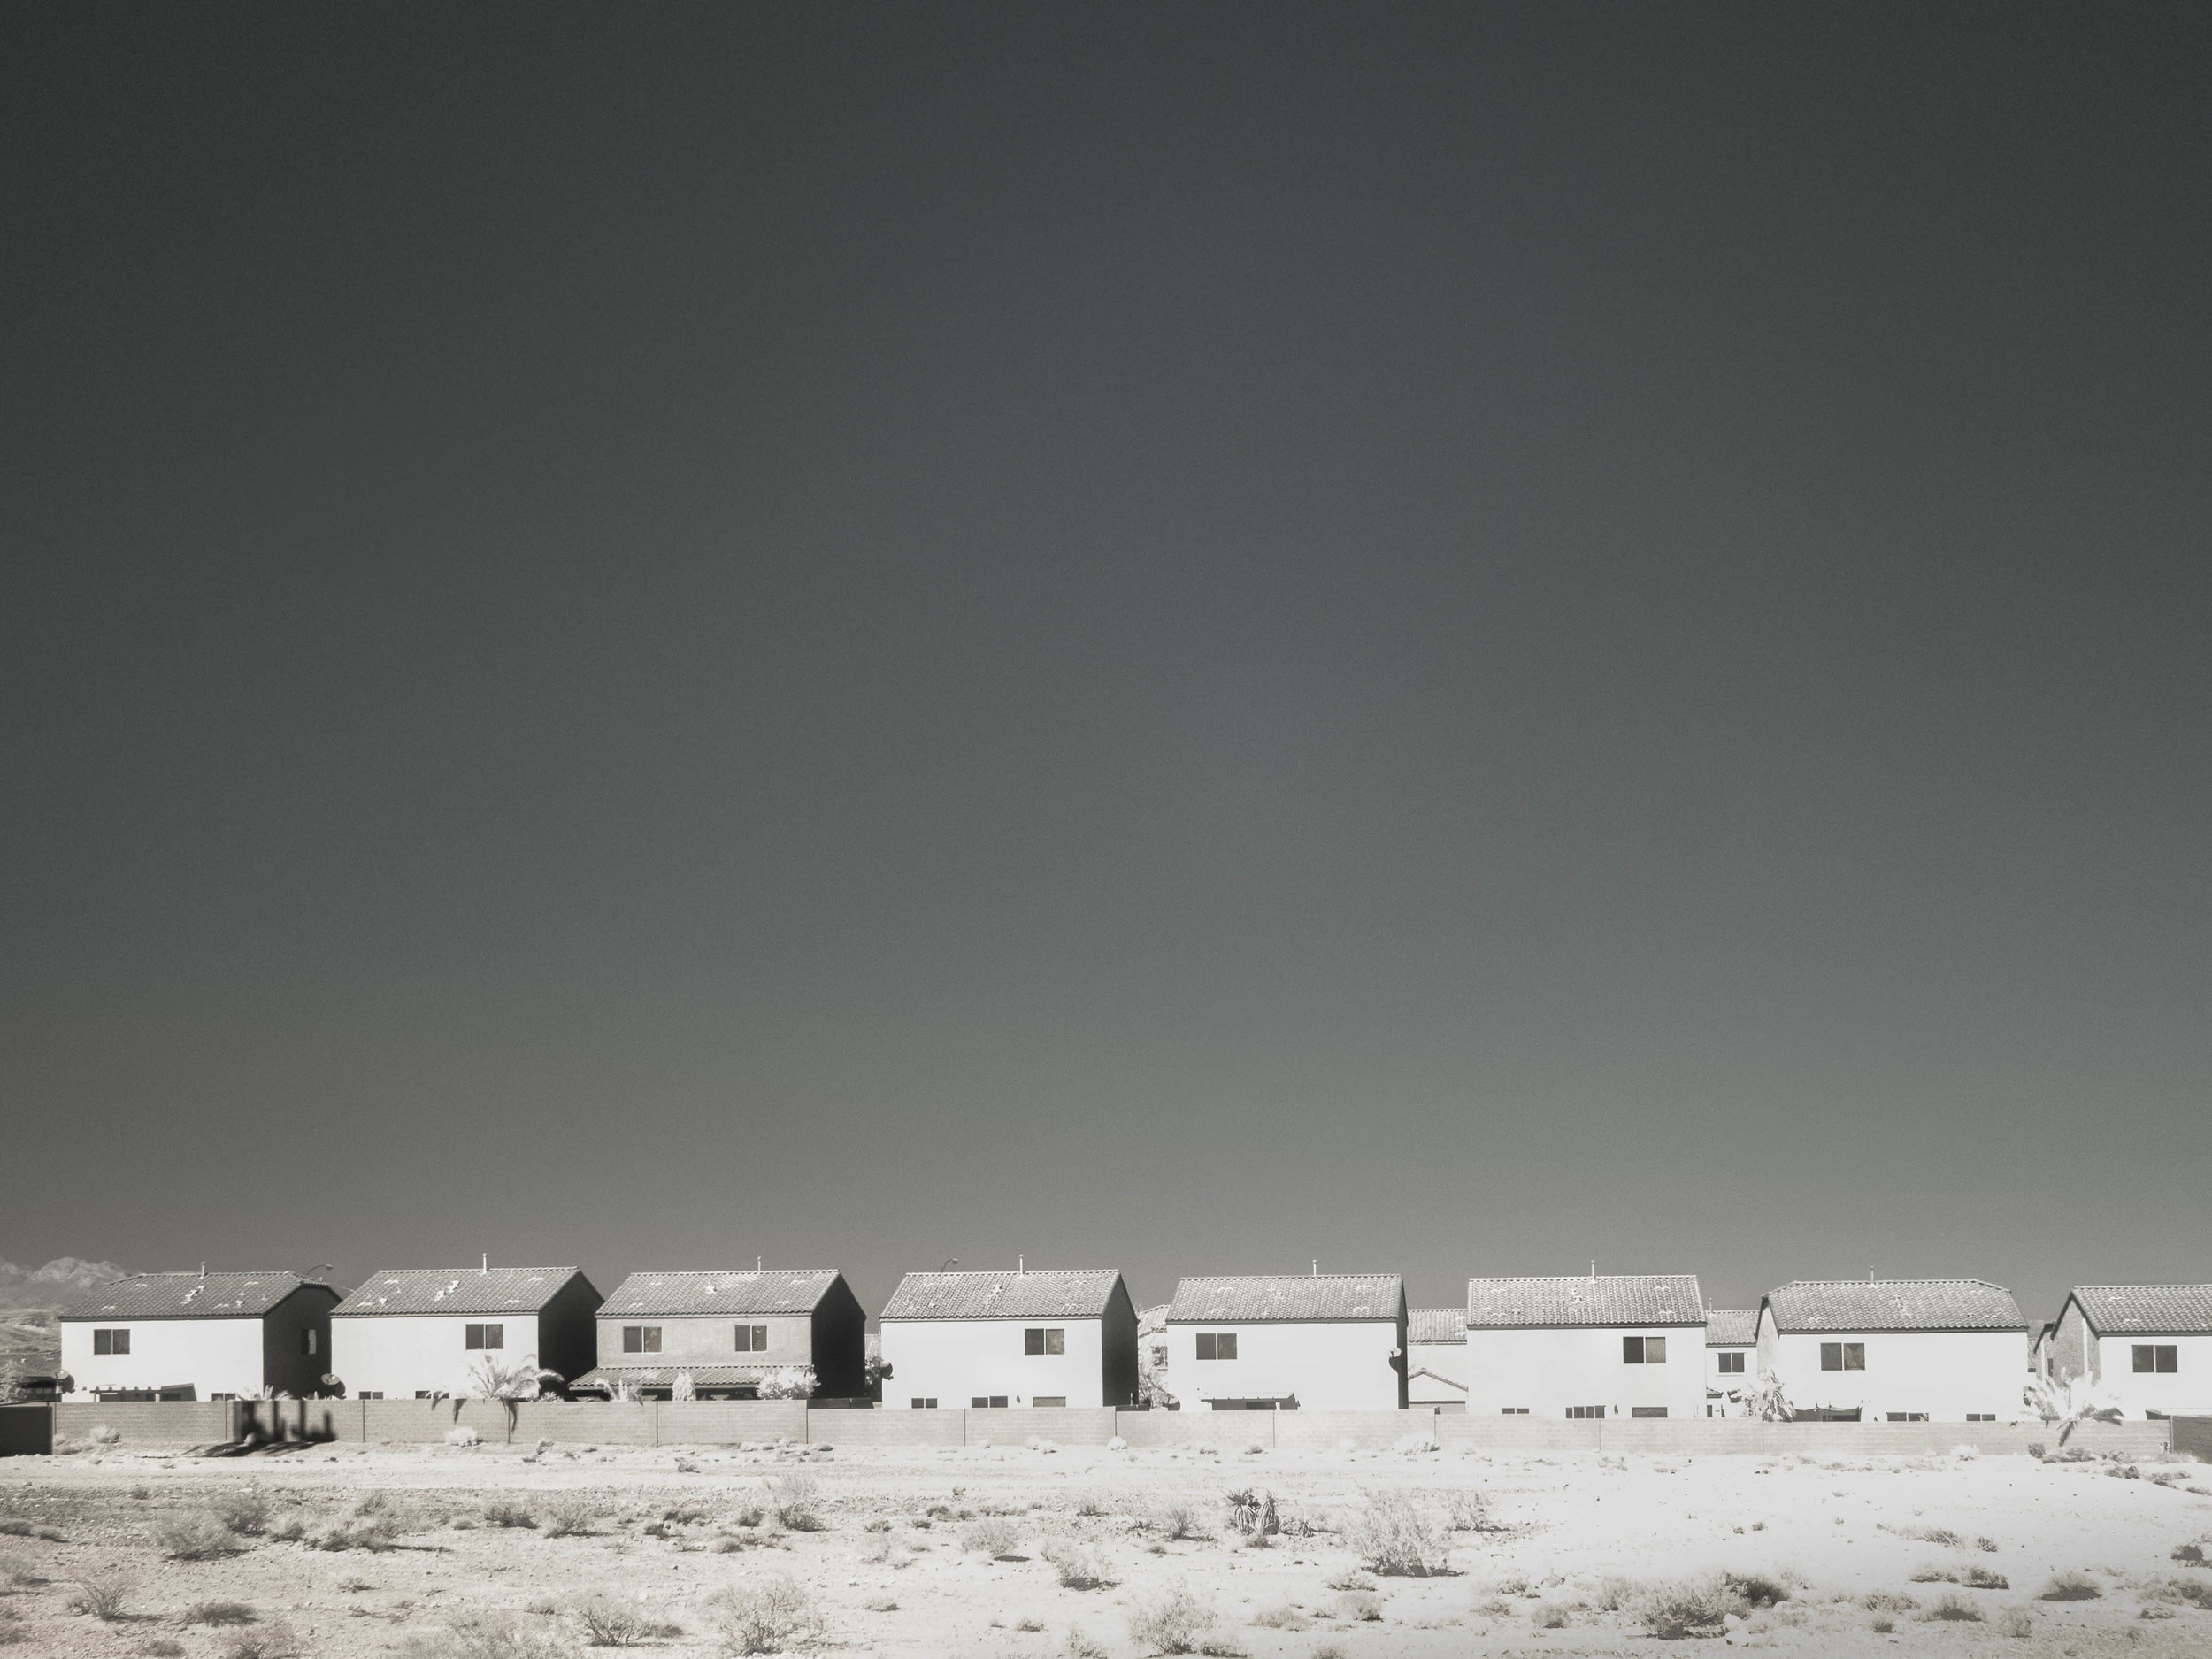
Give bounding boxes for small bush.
[1531,1603,1571,1628]
[1724,1571,1792,1609]
[1440,1489,1488,1532]
[713,1576,822,1655]
[1156,1502,1208,1541]
[1961,1566,2008,1590]
[2174,1541,2208,1565]
[89,1425,122,1446]
[2039,1571,2101,1601]
[185,1600,260,1624]
[575,1598,653,1647]
[446,1425,480,1447]
[1343,1488,1451,1577]
[219,1622,304,1659]
[1249,1604,1309,1630]
[1923,1592,1982,1622]
[1223,1489,1279,1537]
[312,1513,401,1552]
[482,1500,537,1529]
[1637,1576,1744,1640]
[1870,1616,1894,1633]
[156,1512,241,1561]
[1996,1607,2034,1638]
[69,1567,136,1620]
[767,1474,825,1532]
[1333,1592,1382,1623]
[540,1500,596,1538]
[1066,1634,1109,1659]
[1043,1540,1116,1589]
[963,1517,1025,1557]
[211,1488,273,1536]
[1129,1585,1215,1655]
[1860,1591,1916,1612]
[396,1620,580,1659]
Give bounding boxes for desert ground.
[3,1436,2208,1658]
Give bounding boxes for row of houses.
[51,1263,2212,1425]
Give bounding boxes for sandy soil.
[3,1439,2208,1656]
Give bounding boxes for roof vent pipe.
[199,1262,206,1279]
[1018,1255,1025,1275]
[1311,1260,1318,1277]
[757,1256,763,1271]
[482,1254,489,1273]
[1589,1261,1596,1279]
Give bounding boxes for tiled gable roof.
[1168,1274,1404,1325]
[63,1272,328,1322]
[879,1269,1125,1322]
[599,1271,841,1318]
[1466,1275,1704,1328]
[1705,1310,1758,1347]
[1408,1307,1468,1345]
[2069,1285,2212,1335]
[334,1268,590,1317]
[1762,1279,2024,1333]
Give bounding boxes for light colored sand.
[2,1440,2208,1655]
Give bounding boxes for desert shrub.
[1249,1604,1309,1630]
[397,1620,580,1659]
[1870,1617,1894,1633]
[1223,1489,1279,1537]
[482,1499,537,1529]
[1996,1607,2035,1638]
[185,1601,259,1624]
[1325,1569,1375,1593]
[312,1512,401,1552]
[1531,1602,1571,1628]
[1887,1523,1963,1547]
[219,1622,303,1659]
[2040,1571,2101,1601]
[89,1425,121,1446]
[1156,1501,1208,1541]
[156,1512,241,1561]
[211,1487,273,1536]
[1724,1571,1793,1609]
[69,1567,135,1620]
[574,1598,654,1647]
[1860,1590,1916,1612]
[540,1500,597,1538]
[1961,1566,2008,1589]
[767,1474,825,1532]
[1440,1488,1488,1532]
[963,1517,1025,1557]
[1043,1539,1117,1589]
[447,1425,481,1447]
[1311,1647,1347,1659]
[1333,1591,1382,1622]
[1065,1634,1108,1659]
[2174,1541,2208,1565]
[1636,1575,1745,1640]
[1129,1585,1215,1655]
[1909,1566,1955,1584]
[1923,1593,1982,1622]
[1342,1488,1451,1577]
[713,1576,822,1655]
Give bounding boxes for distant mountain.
[0,1257,129,1376]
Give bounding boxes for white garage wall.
[1766,1330,2027,1421]
[332,1315,545,1398]
[1463,1327,1707,1418]
[880,1317,1106,1409]
[60,1318,266,1397]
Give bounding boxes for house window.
[1025,1327,1065,1356]
[971,1395,1009,1408]
[1717,1351,1746,1375]
[465,1324,503,1350]
[1033,1395,1067,1408]
[2133,1344,2179,1374]
[1566,1405,1605,1419]
[1966,1413,1995,1422]
[1194,1333,1238,1361]
[1150,1346,1168,1369]
[734,1324,771,1352]
[1886,1412,1929,1422]
[301,1329,319,1356]
[1819,1341,1865,1371]
[358,1392,384,1400]
[92,1329,130,1356]
[622,1325,662,1354]
[1623,1336,1667,1364]
[1632,1407,1669,1418]
[1501,1407,1529,1415]
[910,1397,938,1409]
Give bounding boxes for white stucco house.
[1406,1307,1468,1411]
[1704,1310,1757,1415]
[60,1271,342,1400]
[879,1269,1139,1409]
[2047,1286,2212,1419]
[1164,1272,1406,1411]
[1756,1279,2026,1423]
[1463,1274,1707,1419]
[573,1269,866,1401]
[330,1266,602,1399]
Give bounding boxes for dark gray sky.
[5,4,2208,1329]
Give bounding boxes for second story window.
[465,1324,503,1351]
[1717,1351,1746,1374]
[92,1328,130,1355]
[1820,1341,1865,1371]
[622,1325,663,1354]
[1623,1336,1667,1364]
[734,1324,770,1352]
[1024,1327,1065,1356]
[1194,1333,1238,1361]
[2133,1344,2179,1373]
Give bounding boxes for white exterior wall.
[60,1318,265,1397]
[2087,1333,2212,1418]
[1407,1340,1467,1406]
[880,1317,1106,1409]
[1462,1327,1705,1418]
[1707,1344,1755,1410]
[1764,1330,2026,1422]
[1164,1320,1400,1411]
[333,1314,543,1398]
